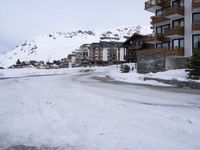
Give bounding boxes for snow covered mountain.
[0,25,151,68]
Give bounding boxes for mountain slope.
[0,26,151,68]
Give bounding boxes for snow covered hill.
[0,25,151,68]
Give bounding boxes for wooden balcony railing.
[165,26,184,37]
[136,47,184,56]
[151,15,169,24]
[193,22,200,31]
[193,0,200,9]
[144,34,163,42]
[145,0,170,10]
[166,48,184,56]
[165,5,184,17]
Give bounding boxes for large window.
[193,35,200,49]
[172,39,184,49]
[193,13,200,23]
[156,24,170,35]
[172,0,184,7]
[172,18,184,27]
[156,9,164,16]
[156,43,170,49]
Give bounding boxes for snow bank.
[109,68,172,87]
[107,65,200,86]
[0,68,83,78]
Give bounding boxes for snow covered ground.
[0,67,200,150]
[0,65,199,86]
[108,64,200,85]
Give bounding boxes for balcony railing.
[165,26,184,37]
[166,48,184,56]
[193,0,200,10]
[193,22,200,31]
[144,34,169,43]
[136,47,184,56]
[145,0,170,11]
[151,15,169,24]
[165,5,184,18]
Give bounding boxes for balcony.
[136,47,184,56]
[166,48,184,56]
[150,15,169,25]
[165,5,184,19]
[165,26,184,38]
[193,0,200,11]
[193,22,200,32]
[144,34,169,44]
[145,0,170,13]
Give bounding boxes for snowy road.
[0,72,200,150]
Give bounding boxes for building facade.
[123,33,154,63]
[145,0,200,69]
[89,41,126,65]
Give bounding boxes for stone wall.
[144,77,200,89]
[137,51,166,74]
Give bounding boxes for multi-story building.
[144,0,200,69]
[89,41,126,65]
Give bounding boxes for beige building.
[145,0,200,69]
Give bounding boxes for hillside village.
[0,0,198,77]
[0,1,200,150]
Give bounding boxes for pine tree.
[187,50,200,80]
[120,64,130,73]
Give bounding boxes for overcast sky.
[0,0,151,53]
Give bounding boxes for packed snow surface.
[0,67,200,150]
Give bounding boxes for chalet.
[123,33,154,63]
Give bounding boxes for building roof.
[123,33,144,46]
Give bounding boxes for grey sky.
[0,0,152,53]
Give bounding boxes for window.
[172,39,184,49]
[162,25,170,34]
[156,44,162,49]
[193,35,200,49]
[156,9,164,16]
[156,27,162,35]
[172,0,184,7]
[156,24,170,35]
[172,18,184,27]
[162,43,170,49]
[193,13,200,23]
[156,43,170,49]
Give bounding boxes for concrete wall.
[103,48,108,61]
[166,57,189,70]
[184,0,193,57]
[120,48,125,61]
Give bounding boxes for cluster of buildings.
[9,0,200,73]
[69,0,200,73]
[68,42,126,67]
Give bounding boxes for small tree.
[120,64,130,73]
[187,50,200,80]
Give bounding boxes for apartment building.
[145,0,200,69]
[89,41,126,65]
